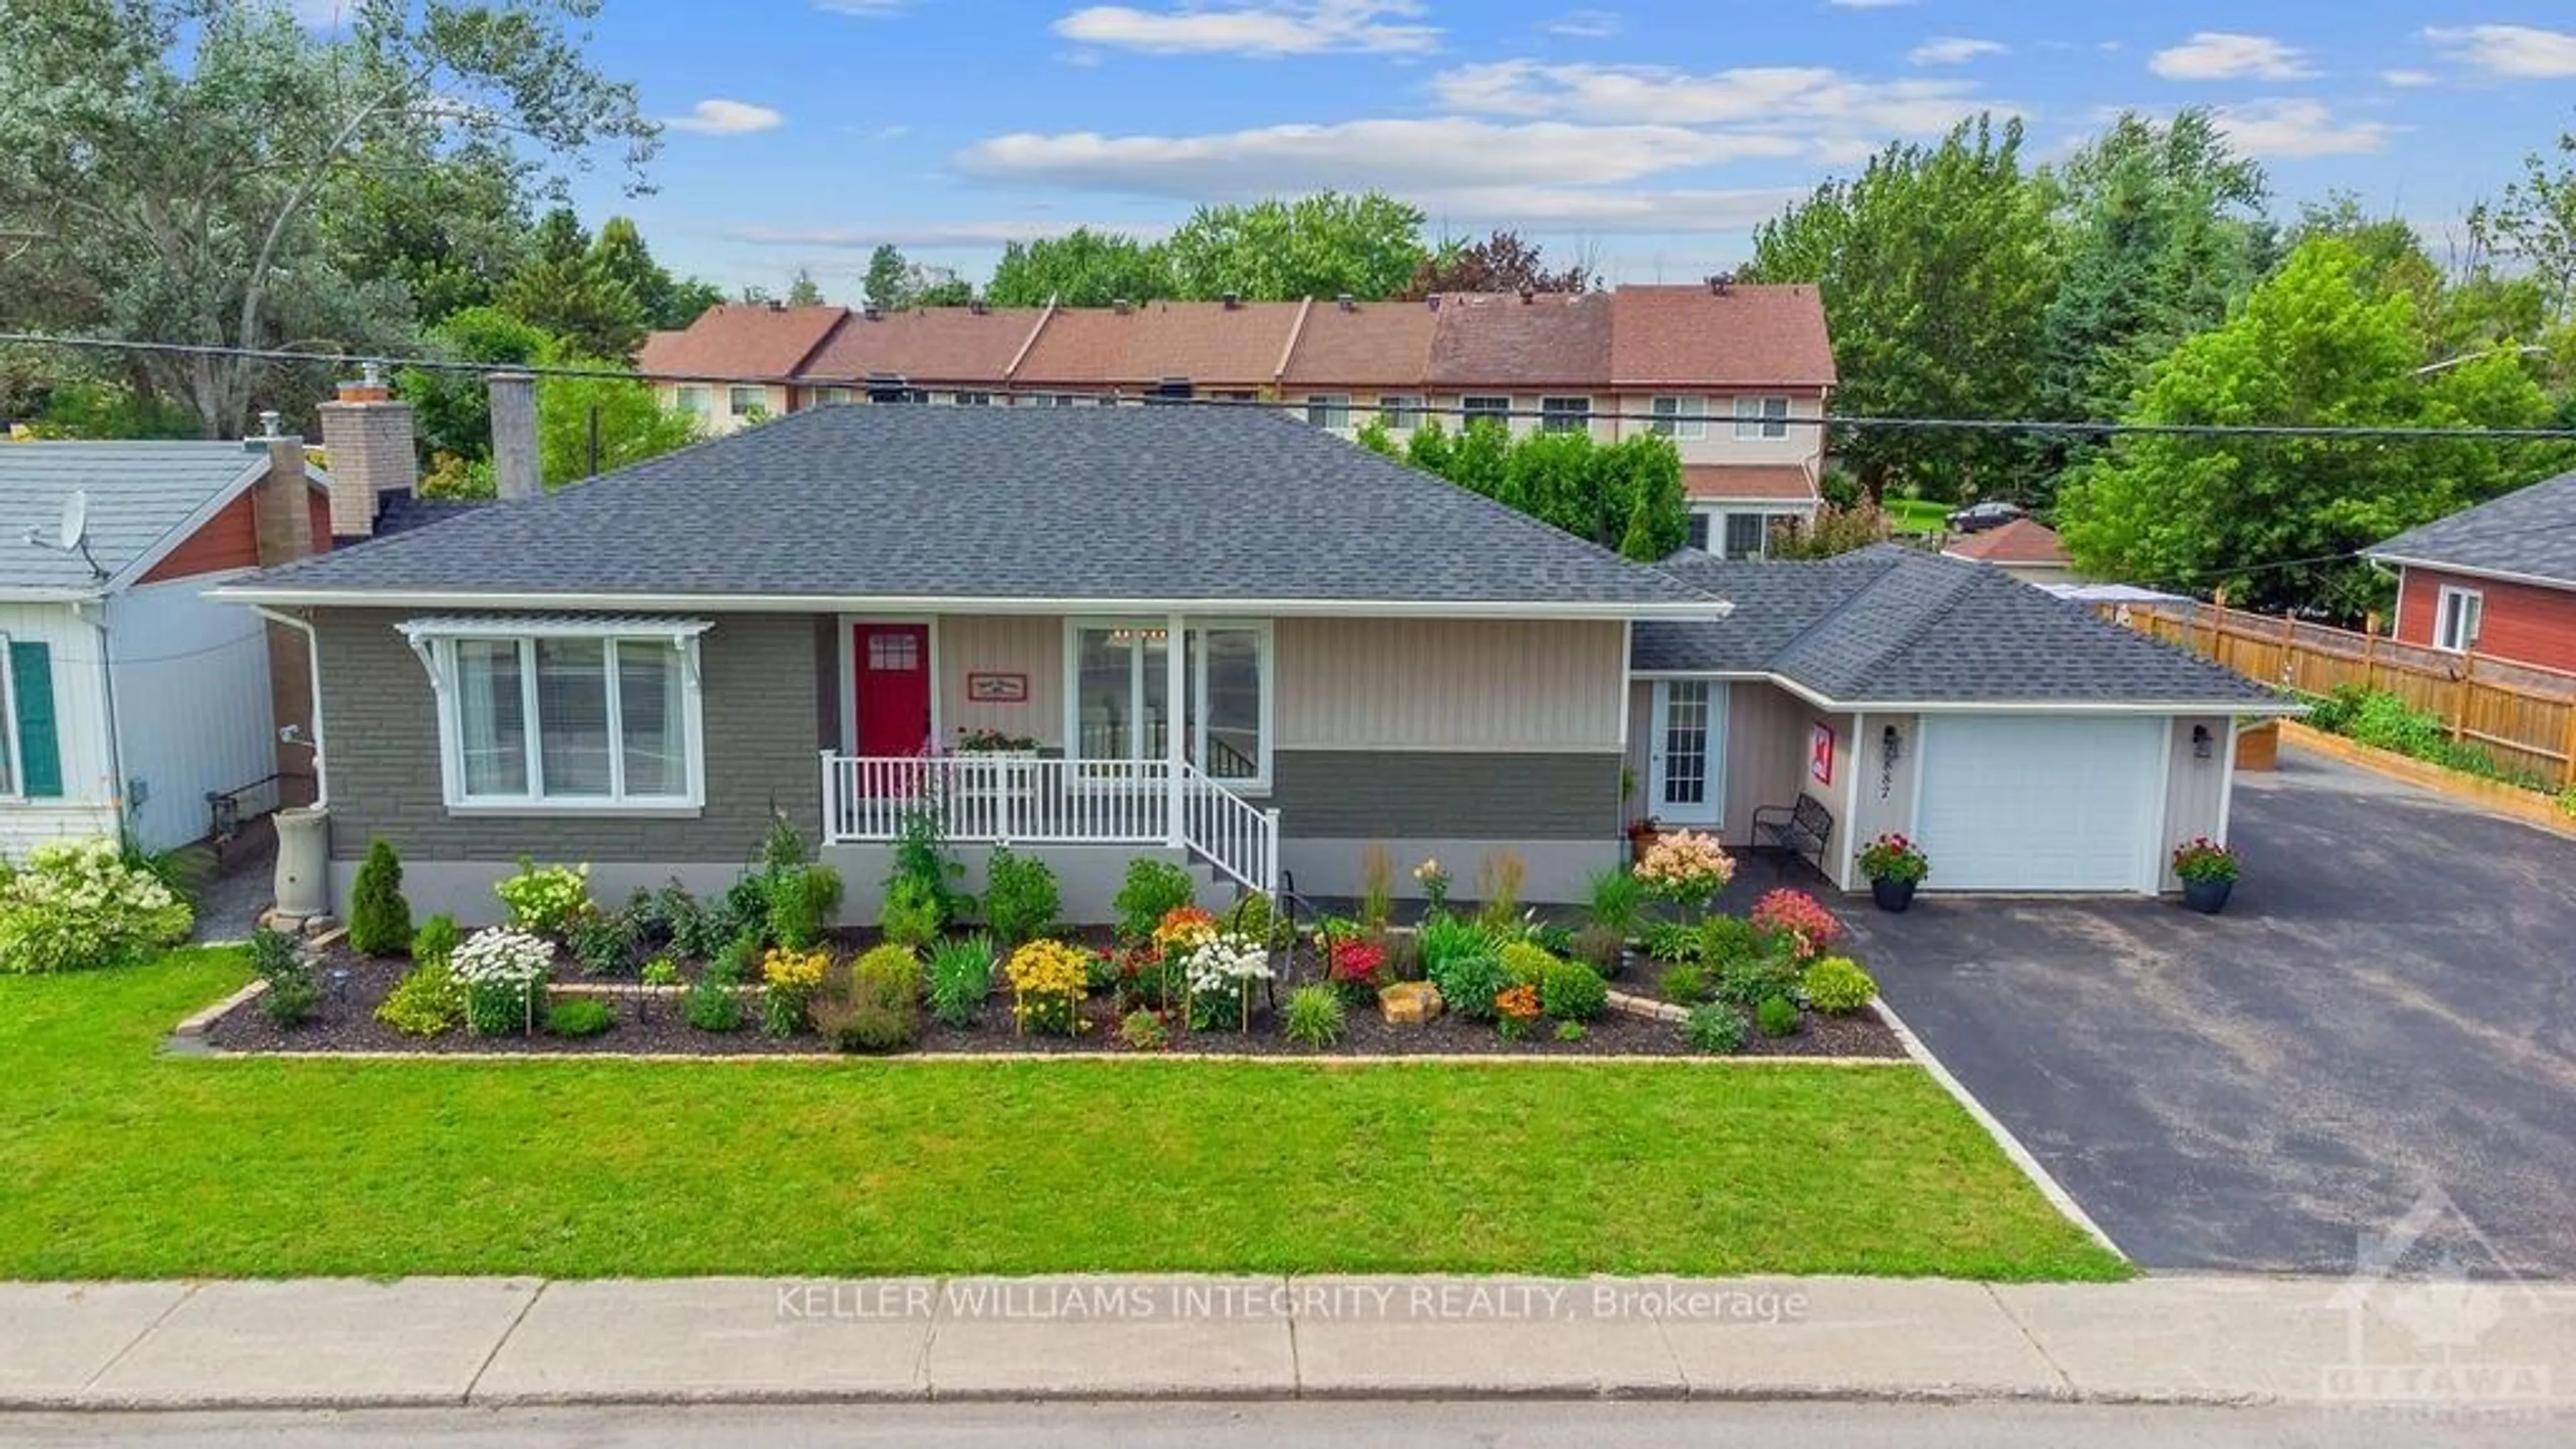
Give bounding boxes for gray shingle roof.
[0,441,271,593]
[233,405,1723,612]
[2366,469,2576,588]
[1637,545,2289,708]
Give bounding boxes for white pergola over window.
[399,617,711,812]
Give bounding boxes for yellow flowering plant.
[1004,938,1093,1035]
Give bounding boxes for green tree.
[863,245,910,311]
[1165,191,1428,301]
[785,268,826,307]
[984,227,1175,308]
[321,136,534,326]
[498,209,647,360]
[2473,131,2576,323]
[1360,419,1683,560]
[534,345,700,487]
[2057,239,2573,614]
[1741,116,2058,503]
[2035,111,2271,483]
[0,0,658,437]
[398,305,550,462]
[591,216,717,331]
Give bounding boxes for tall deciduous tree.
[0,0,658,436]
[1165,191,1428,301]
[2473,131,2576,323]
[1405,229,1593,297]
[398,305,549,462]
[2057,239,2573,614]
[1357,419,1685,561]
[785,268,826,307]
[984,227,1175,308]
[1741,116,2057,503]
[862,244,910,311]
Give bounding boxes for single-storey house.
[217,405,2292,922]
[2365,468,2576,674]
[1939,517,2076,586]
[0,436,332,854]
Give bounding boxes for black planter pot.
[2182,877,2234,914]
[1870,877,1917,913]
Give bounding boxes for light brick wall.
[317,402,419,537]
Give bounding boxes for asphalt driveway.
[1854,749,2576,1276]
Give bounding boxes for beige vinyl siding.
[936,614,1066,748]
[1723,682,1815,847]
[1276,618,1623,752]
[1601,390,1825,470]
[2159,714,2230,890]
[1847,711,1919,854]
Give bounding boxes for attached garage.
[1911,714,2166,893]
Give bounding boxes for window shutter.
[11,641,63,798]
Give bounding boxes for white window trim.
[1305,394,1354,431]
[1540,395,1593,433]
[0,632,21,802]
[1377,394,1422,431]
[1651,396,1709,441]
[2434,584,2483,653]
[399,620,710,815]
[1062,617,1275,793]
[1733,395,1790,441]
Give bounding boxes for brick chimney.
[245,410,315,566]
[316,364,417,539]
[488,370,540,502]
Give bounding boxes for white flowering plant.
[451,927,553,1035]
[1184,931,1272,1033]
[494,859,593,940]
[0,838,195,975]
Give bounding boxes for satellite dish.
[58,490,87,552]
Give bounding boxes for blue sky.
[515,1,2576,295]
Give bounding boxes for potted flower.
[1857,833,1929,913]
[2171,837,2239,914]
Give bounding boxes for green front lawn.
[1884,497,1950,535]
[0,951,2126,1282]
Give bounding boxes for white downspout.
[73,597,126,837]
[252,606,327,808]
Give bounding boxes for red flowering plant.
[1750,888,1843,961]
[2170,837,2239,884]
[1326,935,1389,1006]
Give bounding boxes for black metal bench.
[1749,796,1835,878]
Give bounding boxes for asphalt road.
[7,1403,2569,1449]
[1859,749,2576,1275]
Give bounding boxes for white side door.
[1648,680,1727,826]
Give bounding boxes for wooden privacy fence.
[2102,599,2576,789]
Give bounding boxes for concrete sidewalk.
[5,1275,2573,1412]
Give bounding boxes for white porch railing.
[820,753,1279,896]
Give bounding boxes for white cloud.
[2381,68,2438,88]
[2149,32,2318,82]
[2210,99,2391,158]
[2425,24,2576,79]
[1546,9,1621,38]
[1051,1,1438,57]
[665,99,786,136]
[1909,36,2006,66]
[957,117,1803,197]
[1429,60,2009,137]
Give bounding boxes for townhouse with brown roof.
[638,282,1835,557]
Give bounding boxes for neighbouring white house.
[0,436,333,855]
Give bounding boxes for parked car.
[1947,501,2026,533]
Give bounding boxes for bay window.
[404,619,708,811]
[1067,621,1272,788]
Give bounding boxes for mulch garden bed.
[197,936,1906,1061]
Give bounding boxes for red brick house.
[2367,469,2576,674]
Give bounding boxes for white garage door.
[1913,715,2165,893]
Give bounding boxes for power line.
[8,331,2576,443]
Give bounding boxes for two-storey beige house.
[640,282,1836,555]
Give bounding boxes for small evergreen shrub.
[767,863,845,950]
[877,877,943,950]
[981,846,1059,949]
[410,914,461,971]
[1658,962,1709,1006]
[545,997,615,1038]
[250,928,319,1027]
[1283,983,1347,1049]
[345,839,413,957]
[1801,956,1876,1015]
[1755,994,1802,1038]
[1113,858,1198,941]
[1683,1003,1749,1055]
[1537,959,1608,1022]
[1497,939,1560,985]
[683,975,743,1033]
[926,933,995,1028]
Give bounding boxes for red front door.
[854,624,931,757]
